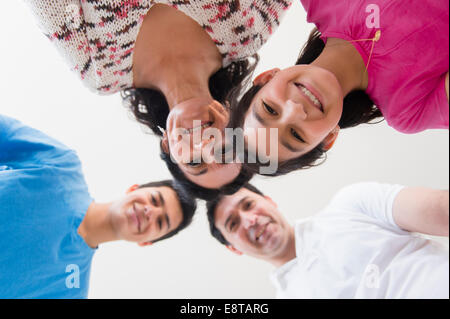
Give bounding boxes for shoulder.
[329,182,380,205]
[0,115,81,169]
[327,182,404,211]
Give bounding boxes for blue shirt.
[0,115,95,299]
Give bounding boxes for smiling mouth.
[184,121,213,134]
[295,83,324,112]
[133,203,142,233]
[256,223,270,242]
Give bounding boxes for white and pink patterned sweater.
[24,0,292,94]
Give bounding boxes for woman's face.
[243,65,344,163]
[165,98,242,189]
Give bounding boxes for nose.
[241,213,257,229]
[284,99,307,121]
[144,205,163,220]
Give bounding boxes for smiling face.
[213,188,292,260]
[243,66,344,163]
[108,186,184,244]
[165,98,242,189]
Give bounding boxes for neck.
[132,3,222,109]
[144,58,217,109]
[78,202,118,248]
[311,37,368,96]
[269,226,297,268]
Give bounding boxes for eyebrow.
[157,191,170,230]
[158,191,165,206]
[224,196,248,231]
[164,214,171,230]
[281,139,304,153]
[252,105,268,126]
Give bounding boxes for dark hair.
[206,183,264,246]
[123,57,258,196]
[138,180,197,243]
[229,28,383,176]
[159,143,254,201]
[122,57,259,136]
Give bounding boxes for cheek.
[244,116,264,152]
[111,211,129,237]
[331,99,344,121]
[139,229,156,243]
[234,231,251,251]
[169,137,192,163]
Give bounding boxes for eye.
[230,221,236,231]
[291,128,305,143]
[151,194,158,206]
[243,201,253,211]
[157,217,163,230]
[263,101,278,116]
[187,160,202,167]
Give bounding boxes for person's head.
[230,29,383,176]
[160,143,254,201]
[122,57,259,188]
[108,180,197,246]
[206,184,293,262]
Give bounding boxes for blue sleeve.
[0,115,78,168]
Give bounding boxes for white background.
[2,1,448,298]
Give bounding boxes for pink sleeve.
[389,74,449,134]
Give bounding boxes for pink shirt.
[301,0,449,133]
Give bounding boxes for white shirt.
[271,182,449,299]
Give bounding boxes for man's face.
[109,186,184,244]
[214,188,291,259]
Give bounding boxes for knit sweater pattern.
[25,0,292,94]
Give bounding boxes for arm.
[393,188,449,237]
[330,183,449,236]
[391,72,449,133]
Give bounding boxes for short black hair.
[160,143,254,201]
[206,183,264,246]
[138,180,197,243]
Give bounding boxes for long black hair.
[229,28,384,176]
[122,56,259,136]
[159,143,254,201]
[122,56,259,197]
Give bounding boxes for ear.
[138,242,153,247]
[126,184,140,194]
[323,126,340,151]
[161,132,169,154]
[253,68,281,86]
[226,245,243,256]
[264,195,278,208]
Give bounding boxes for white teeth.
[186,122,212,134]
[256,224,267,241]
[300,86,322,109]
